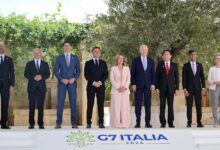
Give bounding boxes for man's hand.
[62,79,69,85]
[93,81,102,88]
[156,89,160,95]
[69,78,75,84]
[202,88,206,96]
[132,85,136,92]
[34,75,42,81]
[9,86,14,94]
[184,89,189,97]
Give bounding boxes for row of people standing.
[0,41,220,129]
[109,45,220,129]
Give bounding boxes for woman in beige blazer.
[110,55,131,128]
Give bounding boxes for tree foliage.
[86,0,220,72]
[0,3,89,99]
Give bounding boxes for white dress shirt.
[34,59,41,69]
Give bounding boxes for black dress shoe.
[145,124,152,128]
[169,124,175,128]
[160,124,166,128]
[72,124,79,129]
[99,124,105,128]
[197,123,204,128]
[187,123,191,128]
[28,125,35,129]
[134,124,141,128]
[1,125,11,129]
[87,124,91,129]
[39,125,45,129]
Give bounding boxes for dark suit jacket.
[84,59,108,87]
[182,61,205,92]
[155,61,179,93]
[0,56,15,89]
[24,60,50,93]
[131,56,155,89]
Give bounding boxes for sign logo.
[66,130,95,147]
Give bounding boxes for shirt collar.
[34,58,41,62]
[165,61,170,64]
[190,61,196,64]
[141,56,147,60]
[64,53,71,56]
[93,58,99,61]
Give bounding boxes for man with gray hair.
[24,48,50,129]
[0,41,15,129]
[131,45,156,128]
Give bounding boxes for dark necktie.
[165,63,169,75]
[95,59,99,67]
[0,56,2,64]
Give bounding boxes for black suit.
[155,61,179,126]
[0,56,14,127]
[182,61,205,124]
[24,60,50,126]
[84,59,108,125]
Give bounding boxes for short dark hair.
[162,49,172,55]
[188,50,196,55]
[64,41,72,46]
[92,46,101,51]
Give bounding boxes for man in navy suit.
[24,48,50,129]
[131,45,156,128]
[54,42,80,129]
[0,41,15,129]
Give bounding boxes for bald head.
[32,48,42,59]
[0,41,6,54]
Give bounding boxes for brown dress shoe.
[72,124,78,129]
[54,124,61,129]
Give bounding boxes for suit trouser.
[87,85,105,125]
[28,87,45,126]
[0,83,10,126]
[56,84,77,125]
[159,88,174,126]
[135,88,151,124]
[210,86,220,124]
[186,89,202,124]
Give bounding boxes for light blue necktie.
[143,57,147,71]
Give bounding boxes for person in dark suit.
[84,46,108,128]
[0,41,15,129]
[24,48,50,129]
[155,49,179,128]
[54,42,80,129]
[131,45,156,128]
[182,50,205,128]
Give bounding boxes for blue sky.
[0,0,108,23]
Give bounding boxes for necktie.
[192,63,196,75]
[66,54,70,67]
[0,56,2,64]
[95,59,99,67]
[165,63,169,75]
[36,60,40,71]
[143,58,147,71]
